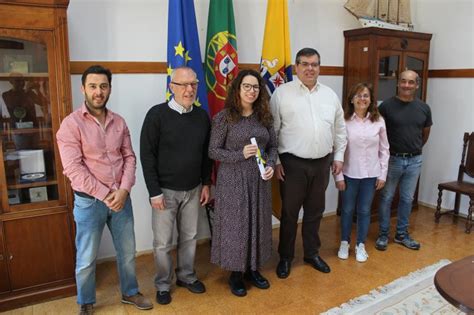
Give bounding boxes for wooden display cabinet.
[342,27,432,104]
[0,0,75,311]
[339,27,432,219]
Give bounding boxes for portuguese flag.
[205,0,239,118]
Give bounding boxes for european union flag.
[167,0,208,113]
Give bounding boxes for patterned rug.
[322,259,465,314]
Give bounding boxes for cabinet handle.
[9,255,13,260]
[0,254,3,260]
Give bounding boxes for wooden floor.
[5,206,473,314]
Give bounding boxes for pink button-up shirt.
[56,103,136,200]
[335,113,390,182]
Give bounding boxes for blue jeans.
[378,155,422,237]
[340,176,377,244]
[73,194,138,305]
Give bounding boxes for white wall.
[66,0,473,259]
[413,0,474,214]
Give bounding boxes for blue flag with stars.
[167,0,208,113]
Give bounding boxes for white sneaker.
[338,241,349,259]
[355,243,368,262]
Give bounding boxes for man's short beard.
[85,94,109,111]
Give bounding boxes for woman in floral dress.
[209,69,277,297]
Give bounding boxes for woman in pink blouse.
[335,83,390,262]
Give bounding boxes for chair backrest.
[459,132,474,180]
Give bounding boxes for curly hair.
[224,69,273,128]
[344,82,380,122]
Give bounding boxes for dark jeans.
[340,176,377,244]
[278,153,331,260]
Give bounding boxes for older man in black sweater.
[140,67,212,305]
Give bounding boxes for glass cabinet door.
[376,50,402,105]
[0,35,58,209]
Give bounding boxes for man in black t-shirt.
[140,67,212,305]
[375,70,433,251]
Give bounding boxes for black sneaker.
[79,304,93,315]
[394,233,420,250]
[156,291,171,305]
[375,235,389,251]
[176,279,206,293]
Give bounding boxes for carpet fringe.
[321,259,452,315]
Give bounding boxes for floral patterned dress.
[208,109,278,271]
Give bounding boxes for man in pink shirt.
[56,65,153,315]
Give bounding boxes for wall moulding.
[428,69,474,78]
[70,61,344,76]
[70,61,473,78]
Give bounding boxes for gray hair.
[400,69,421,84]
[170,66,197,82]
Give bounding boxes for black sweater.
[140,102,212,197]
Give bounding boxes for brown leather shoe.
[121,292,153,310]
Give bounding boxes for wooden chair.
[435,132,474,233]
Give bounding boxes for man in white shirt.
[271,48,347,278]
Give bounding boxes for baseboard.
[0,282,76,312]
[99,204,471,264]
[97,209,338,265]
[417,201,437,210]
[417,201,471,220]
[270,209,337,229]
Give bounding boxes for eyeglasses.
[354,93,370,99]
[171,81,198,89]
[241,83,260,92]
[298,62,320,69]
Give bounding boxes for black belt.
[74,191,95,199]
[281,152,331,161]
[390,152,421,158]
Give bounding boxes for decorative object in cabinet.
[0,0,75,311]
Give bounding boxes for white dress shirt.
[270,78,347,163]
[168,98,193,114]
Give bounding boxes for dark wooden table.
[434,255,474,314]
